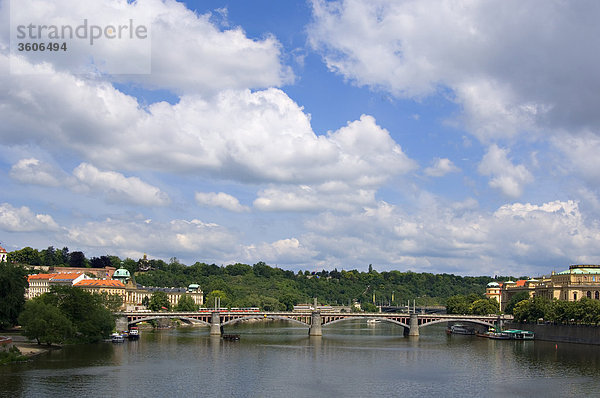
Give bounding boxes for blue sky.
[2,0,600,276]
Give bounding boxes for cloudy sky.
[2,0,600,276]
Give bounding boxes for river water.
[2,320,600,397]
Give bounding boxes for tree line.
[513,296,600,325]
[3,246,507,318]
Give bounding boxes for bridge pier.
[309,312,322,336]
[115,315,128,332]
[210,312,222,336]
[408,314,419,337]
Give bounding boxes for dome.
[113,267,131,280]
[486,282,500,287]
[504,280,516,284]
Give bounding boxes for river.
[2,320,600,397]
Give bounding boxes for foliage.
[99,292,124,312]
[9,246,506,312]
[0,346,28,364]
[175,294,198,311]
[19,300,73,345]
[514,297,600,325]
[23,286,115,343]
[0,262,29,329]
[504,292,530,315]
[445,293,493,315]
[148,291,171,312]
[469,298,499,315]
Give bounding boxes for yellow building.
[26,266,203,311]
[26,272,89,299]
[490,265,600,311]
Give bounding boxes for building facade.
[488,265,600,311]
[0,246,7,263]
[26,272,89,299]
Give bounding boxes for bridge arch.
[128,316,211,327]
[221,315,310,328]
[324,317,410,330]
[418,318,495,329]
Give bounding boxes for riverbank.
[1,332,57,360]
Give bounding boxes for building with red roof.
[0,246,7,263]
[26,272,88,299]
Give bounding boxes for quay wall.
[508,322,600,345]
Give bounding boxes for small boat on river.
[128,327,140,341]
[222,334,240,341]
[111,333,125,343]
[502,329,535,340]
[476,328,534,340]
[446,324,475,335]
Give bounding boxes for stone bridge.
[116,311,511,337]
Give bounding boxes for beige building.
[488,265,600,311]
[0,246,7,263]
[26,272,89,299]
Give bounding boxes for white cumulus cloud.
[72,163,170,206]
[424,158,460,177]
[478,145,533,198]
[195,192,249,213]
[0,203,59,232]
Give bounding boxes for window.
[587,291,592,299]
[596,291,599,300]
[574,292,578,301]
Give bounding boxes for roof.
[486,282,500,287]
[0,246,6,253]
[557,268,600,275]
[49,272,85,282]
[75,279,125,288]
[515,280,527,287]
[28,273,59,281]
[113,268,131,278]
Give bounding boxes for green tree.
[99,292,124,312]
[19,300,73,345]
[37,286,115,342]
[0,262,29,329]
[469,298,499,315]
[149,291,171,312]
[504,292,530,315]
[446,295,470,314]
[175,294,198,311]
[205,290,230,308]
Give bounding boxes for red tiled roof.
[49,272,85,281]
[74,280,125,288]
[516,279,527,287]
[28,273,59,281]
[0,246,6,253]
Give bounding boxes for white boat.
[367,319,381,324]
[111,333,125,343]
[128,327,140,340]
[446,324,475,335]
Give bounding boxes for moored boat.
[111,333,125,343]
[502,329,535,340]
[128,327,140,340]
[446,324,475,335]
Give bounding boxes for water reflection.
[2,321,600,397]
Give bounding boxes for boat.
[128,327,140,340]
[367,319,381,325]
[222,334,240,341]
[111,333,125,343]
[446,324,475,335]
[502,329,535,340]
[481,331,511,340]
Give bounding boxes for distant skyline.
[2,0,600,276]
